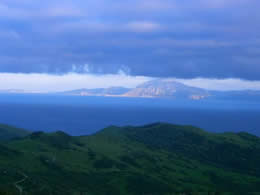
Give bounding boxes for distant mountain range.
[60,87,131,97]
[1,79,260,100]
[123,79,210,99]
[60,79,211,100]
[59,79,260,100]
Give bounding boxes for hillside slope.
[0,124,30,141]
[0,123,260,194]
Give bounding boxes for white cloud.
[0,73,151,92]
[0,73,260,93]
[70,64,91,73]
[83,64,90,73]
[177,78,260,91]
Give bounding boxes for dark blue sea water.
[0,94,259,136]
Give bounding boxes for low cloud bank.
[177,78,260,91]
[0,72,151,93]
[0,72,260,92]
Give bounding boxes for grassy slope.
[0,124,30,141]
[0,123,259,194]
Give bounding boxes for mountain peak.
[124,79,210,99]
[136,79,186,88]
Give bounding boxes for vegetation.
[0,124,29,141]
[0,123,260,194]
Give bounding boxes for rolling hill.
[0,123,259,194]
[0,124,30,141]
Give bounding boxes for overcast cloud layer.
[0,0,260,80]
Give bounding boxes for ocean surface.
[0,94,259,136]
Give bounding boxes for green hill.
[0,124,30,141]
[0,123,260,194]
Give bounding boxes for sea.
[0,94,259,136]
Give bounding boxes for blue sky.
[0,0,260,90]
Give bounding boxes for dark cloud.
[0,0,260,80]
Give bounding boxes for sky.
[0,0,260,91]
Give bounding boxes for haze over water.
[0,94,259,136]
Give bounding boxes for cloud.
[0,72,260,93]
[125,21,161,32]
[71,64,91,73]
[117,65,131,75]
[0,72,151,92]
[177,78,260,91]
[0,0,260,80]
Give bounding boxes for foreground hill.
[0,123,260,194]
[0,124,30,141]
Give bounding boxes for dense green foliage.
[0,123,260,194]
